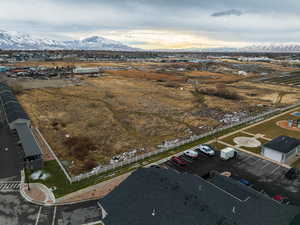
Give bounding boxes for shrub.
[64,136,97,160]
[191,90,205,104]
[10,83,24,95]
[164,82,180,88]
[84,159,98,170]
[194,84,241,100]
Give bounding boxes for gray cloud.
[211,9,243,17]
[0,0,300,46]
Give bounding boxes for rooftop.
[263,136,300,153]
[99,167,300,225]
[15,122,42,158]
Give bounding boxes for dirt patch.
[276,120,300,132]
[58,173,130,203]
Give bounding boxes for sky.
[0,0,300,49]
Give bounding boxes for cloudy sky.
[0,0,299,49]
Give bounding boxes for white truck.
[220,147,237,160]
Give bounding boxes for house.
[73,67,100,74]
[15,123,43,170]
[261,136,300,163]
[0,90,31,130]
[0,83,43,170]
[98,167,300,225]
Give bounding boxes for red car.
[273,195,290,205]
[171,156,188,166]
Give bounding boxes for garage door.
[263,148,283,162]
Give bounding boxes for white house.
[73,67,100,74]
[261,136,300,163]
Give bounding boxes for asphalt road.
[0,104,23,180]
[0,192,101,225]
[0,102,102,224]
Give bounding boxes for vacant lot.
[230,81,300,105]
[16,67,299,175]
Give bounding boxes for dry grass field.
[13,61,164,69]
[15,64,300,175]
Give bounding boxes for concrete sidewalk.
[20,183,55,206]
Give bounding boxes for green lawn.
[245,108,300,140]
[209,142,228,150]
[220,134,268,155]
[220,132,253,146]
[241,146,262,154]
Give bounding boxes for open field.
[19,71,258,175]
[260,71,300,87]
[229,80,300,105]
[15,62,300,175]
[12,61,165,69]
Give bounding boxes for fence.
[70,101,300,183]
[35,127,73,183]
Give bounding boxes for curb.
[19,183,56,206]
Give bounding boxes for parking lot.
[161,148,300,206]
[0,103,23,180]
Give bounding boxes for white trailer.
[220,147,236,160]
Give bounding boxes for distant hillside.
[0,30,139,51]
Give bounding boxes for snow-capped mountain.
[63,36,137,51]
[0,30,65,50]
[0,30,138,51]
[239,44,300,52]
[153,44,300,53]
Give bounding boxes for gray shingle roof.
[15,123,42,157]
[263,136,300,153]
[100,168,300,225]
[0,84,29,124]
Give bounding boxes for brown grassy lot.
[229,81,300,105]
[16,66,300,175]
[13,61,164,69]
[19,74,231,174]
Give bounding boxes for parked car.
[184,149,199,159]
[197,144,215,156]
[273,195,290,205]
[171,156,188,166]
[239,178,252,186]
[150,164,160,169]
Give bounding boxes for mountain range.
[0,30,138,51]
[1,29,300,52]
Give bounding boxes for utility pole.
[25,160,31,191]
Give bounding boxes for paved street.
[0,181,21,192]
[0,103,24,179]
[0,191,101,225]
